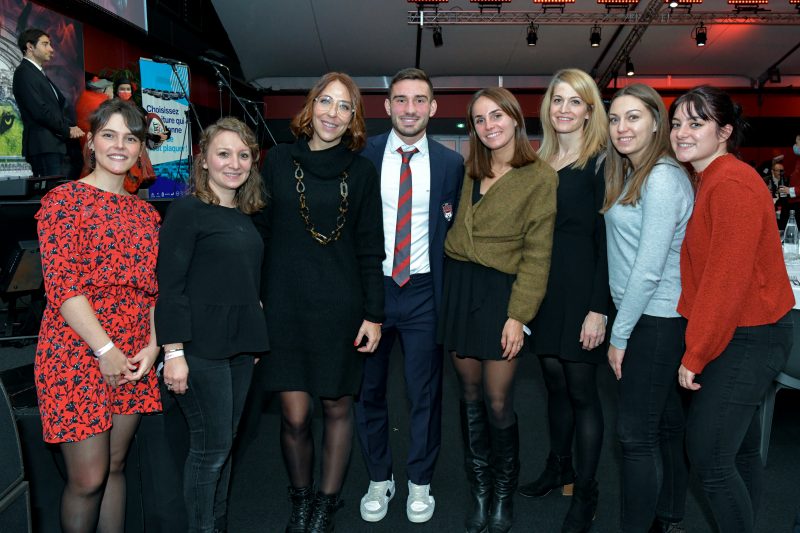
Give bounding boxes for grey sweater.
[605,158,694,349]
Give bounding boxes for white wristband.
[164,350,185,361]
[93,341,115,358]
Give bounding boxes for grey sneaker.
[406,481,435,523]
[360,476,395,522]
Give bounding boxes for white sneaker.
[360,476,395,522]
[406,481,435,523]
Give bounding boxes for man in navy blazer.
[355,68,463,524]
[12,28,83,177]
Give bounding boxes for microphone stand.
[167,63,204,182]
[210,66,277,146]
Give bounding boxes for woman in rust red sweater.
[669,85,794,533]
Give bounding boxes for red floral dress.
[34,181,162,443]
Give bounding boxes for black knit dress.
[253,139,385,398]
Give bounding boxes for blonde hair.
[192,117,265,214]
[602,84,674,213]
[538,69,608,170]
[466,87,538,180]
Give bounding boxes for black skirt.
[437,257,519,361]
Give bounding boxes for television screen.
[83,0,147,32]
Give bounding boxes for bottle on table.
[783,210,799,262]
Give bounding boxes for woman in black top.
[155,117,268,533]
[254,72,384,532]
[519,69,609,533]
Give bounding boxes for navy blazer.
[12,59,70,157]
[362,131,464,312]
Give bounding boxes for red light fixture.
[727,0,768,3]
[663,0,703,5]
[470,0,513,2]
[598,0,639,4]
[532,0,576,3]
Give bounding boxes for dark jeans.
[173,354,254,533]
[617,314,689,532]
[686,313,792,533]
[27,152,68,177]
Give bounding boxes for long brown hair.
[602,84,673,212]
[538,69,607,170]
[466,87,538,179]
[290,72,366,152]
[192,117,265,214]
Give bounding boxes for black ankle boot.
[561,478,598,533]
[308,491,341,533]
[518,453,575,498]
[285,485,314,533]
[461,401,492,533]
[488,418,519,533]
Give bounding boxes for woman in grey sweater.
[603,84,694,533]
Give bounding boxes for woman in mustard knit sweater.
[438,87,557,533]
[670,85,793,533]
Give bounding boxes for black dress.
[253,139,385,398]
[529,156,609,363]
[438,180,516,361]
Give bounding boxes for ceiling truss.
[407,9,800,25]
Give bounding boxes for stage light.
[433,25,444,47]
[590,25,602,47]
[663,0,703,5]
[626,58,635,76]
[532,0,575,3]
[692,22,707,46]
[527,23,539,46]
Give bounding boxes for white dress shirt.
[381,129,431,277]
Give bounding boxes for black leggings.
[538,356,604,480]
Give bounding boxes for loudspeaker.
[0,380,24,500]
[0,481,31,533]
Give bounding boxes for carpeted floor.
[1,338,798,532]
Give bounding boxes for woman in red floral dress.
[35,99,161,533]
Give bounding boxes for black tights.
[539,356,604,480]
[59,414,140,533]
[452,354,518,429]
[279,391,353,495]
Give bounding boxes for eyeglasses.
[314,95,354,117]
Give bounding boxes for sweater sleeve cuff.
[609,333,628,350]
[681,351,708,375]
[154,296,192,345]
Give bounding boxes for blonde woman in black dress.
[519,69,609,533]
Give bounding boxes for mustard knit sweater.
[444,159,558,324]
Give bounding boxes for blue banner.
[139,58,191,198]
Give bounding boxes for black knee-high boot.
[488,417,520,533]
[461,401,493,533]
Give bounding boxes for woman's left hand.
[500,318,524,360]
[579,311,606,350]
[121,344,160,384]
[355,320,382,353]
[678,364,701,391]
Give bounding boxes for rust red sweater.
[678,154,794,374]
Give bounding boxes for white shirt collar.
[387,129,429,157]
[24,57,44,73]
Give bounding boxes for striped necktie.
[392,146,418,286]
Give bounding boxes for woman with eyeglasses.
[253,72,384,533]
